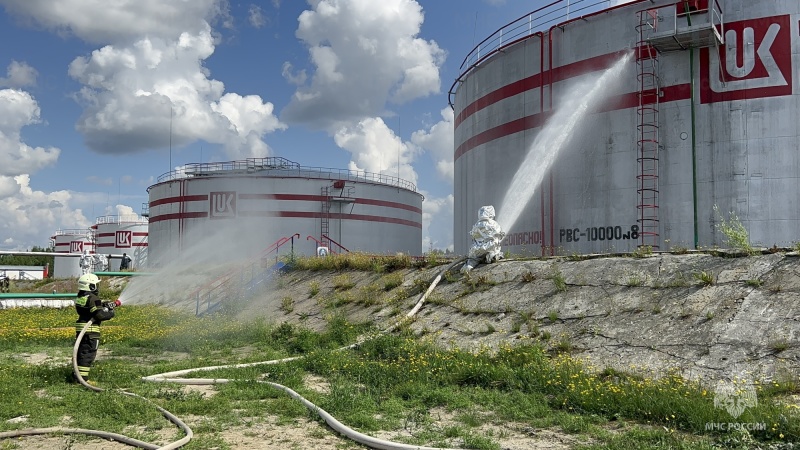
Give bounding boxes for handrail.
[321,234,350,254]
[306,235,338,255]
[261,233,300,264]
[448,0,635,109]
[152,157,419,193]
[94,215,148,225]
[51,229,92,237]
[188,234,296,299]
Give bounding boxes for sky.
[0,0,630,253]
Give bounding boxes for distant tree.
[0,246,55,276]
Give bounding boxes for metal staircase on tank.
[634,0,725,250]
[320,186,331,248]
[319,181,355,250]
[635,9,662,249]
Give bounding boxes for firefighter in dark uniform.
[73,273,117,382]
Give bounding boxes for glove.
[103,299,122,309]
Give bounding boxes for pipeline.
[2,258,469,449]
[0,293,77,298]
[95,271,155,277]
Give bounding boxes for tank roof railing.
[449,0,627,109]
[51,228,92,237]
[95,215,149,225]
[153,157,419,193]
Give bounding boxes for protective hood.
[478,205,496,220]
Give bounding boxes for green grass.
[0,307,798,449]
[285,252,451,273]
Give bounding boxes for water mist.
[496,51,633,233]
[118,220,272,313]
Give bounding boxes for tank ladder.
[320,186,331,248]
[635,9,661,249]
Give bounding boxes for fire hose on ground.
[0,258,468,449]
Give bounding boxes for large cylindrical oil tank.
[51,229,94,279]
[452,0,800,255]
[146,157,423,265]
[93,215,149,270]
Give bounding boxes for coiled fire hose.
[2,258,467,449]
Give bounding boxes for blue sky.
[0,0,626,252]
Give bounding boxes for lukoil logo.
[713,379,757,419]
[210,191,236,218]
[115,231,132,248]
[70,241,84,253]
[701,15,793,103]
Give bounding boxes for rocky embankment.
[239,251,800,385]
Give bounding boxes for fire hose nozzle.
[111,299,122,308]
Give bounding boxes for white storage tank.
[93,215,149,270]
[51,229,94,279]
[451,0,800,254]
[146,157,423,265]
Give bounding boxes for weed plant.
[332,274,355,291]
[694,271,715,286]
[308,281,320,298]
[381,272,404,291]
[714,205,756,255]
[550,265,568,292]
[0,307,797,449]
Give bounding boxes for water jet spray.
[496,50,634,234]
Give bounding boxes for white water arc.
[496,51,633,234]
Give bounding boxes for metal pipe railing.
[449,0,628,109]
[0,293,77,299]
[151,157,419,193]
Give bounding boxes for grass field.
[0,303,798,449]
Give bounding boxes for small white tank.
[51,229,94,279]
[93,215,149,270]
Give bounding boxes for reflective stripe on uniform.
[75,324,101,333]
[77,366,90,376]
[75,295,89,307]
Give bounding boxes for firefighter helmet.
[78,273,100,292]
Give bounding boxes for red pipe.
[548,23,557,255]
[540,31,546,256]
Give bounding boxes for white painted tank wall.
[52,232,94,279]
[147,173,423,265]
[94,218,148,270]
[454,0,800,254]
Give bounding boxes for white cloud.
[64,29,285,159]
[281,62,307,86]
[334,117,419,186]
[0,61,39,88]
[0,175,91,250]
[0,0,224,44]
[421,193,454,252]
[0,88,92,250]
[113,204,142,221]
[0,89,60,177]
[411,107,454,183]
[3,0,285,160]
[248,4,266,28]
[281,0,446,130]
